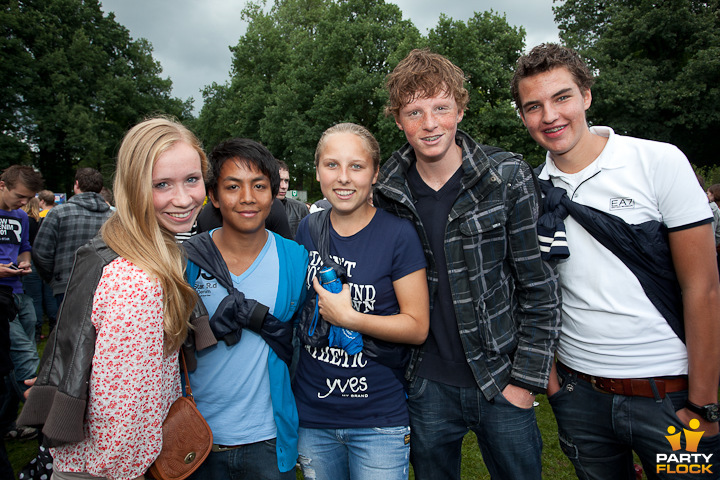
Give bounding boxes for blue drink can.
[317,265,362,354]
[318,266,342,293]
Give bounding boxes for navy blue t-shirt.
[293,208,426,428]
[407,163,476,387]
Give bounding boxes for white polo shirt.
[539,126,712,378]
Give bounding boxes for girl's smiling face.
[151,141,205,234]
[316,132,378,218]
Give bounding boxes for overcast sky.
[99,0,560,113]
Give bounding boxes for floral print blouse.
[52,257,181,480]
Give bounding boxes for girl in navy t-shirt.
[293,123,429,480]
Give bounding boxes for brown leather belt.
[212,444,243,452]
[558,362,688,399]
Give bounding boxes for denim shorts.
[298,426,410,480]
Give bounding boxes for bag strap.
[186,259,200,286]
[179,349,195,401]
[308,208,347,282]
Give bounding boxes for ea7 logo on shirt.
[610,197,635,210]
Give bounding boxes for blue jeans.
[189,438,295,480]
[9,294,38,385]
[55,293,65,311]
[407,377,542,480]
[3,294,39,432]
[22,269,58,334]
[298,426,410,480]
[550,363,720,479]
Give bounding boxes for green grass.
[7,431,40,477]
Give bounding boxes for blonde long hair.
[102,117,208,354]
[22,197,41,221]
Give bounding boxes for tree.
[427,11,544,164]
[195,0,421,200]
[553,0,720,167]
[195,0,537,199]
[1,0,192,191]
[552,0,620,53]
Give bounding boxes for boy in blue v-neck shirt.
[183,139,308,480]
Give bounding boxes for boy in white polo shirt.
[512,43,720,479]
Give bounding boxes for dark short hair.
[38,190,55,205]
[75,167,104,193]
[1,165,44,192]
[708,184,720,201]
[511,43,594,112]
[385,48,469,118]
[100,186,114,206]
[277,160,289,172]
[208,138,280,198]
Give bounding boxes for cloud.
[101,0,249,108]
[393,0,559,47]
[99,0,559,112]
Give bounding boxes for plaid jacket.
[32,192,112,295]
[374,131,561,399]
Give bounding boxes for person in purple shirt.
[0,165,44,477]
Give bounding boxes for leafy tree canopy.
[1,0,193,192]
[194,0,534,200]
[427,11,543,164]
[553,0,720,167]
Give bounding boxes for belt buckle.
[212,444,233,453]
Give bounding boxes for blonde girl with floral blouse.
[22,117,208,480]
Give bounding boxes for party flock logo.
[656,418,713,475]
